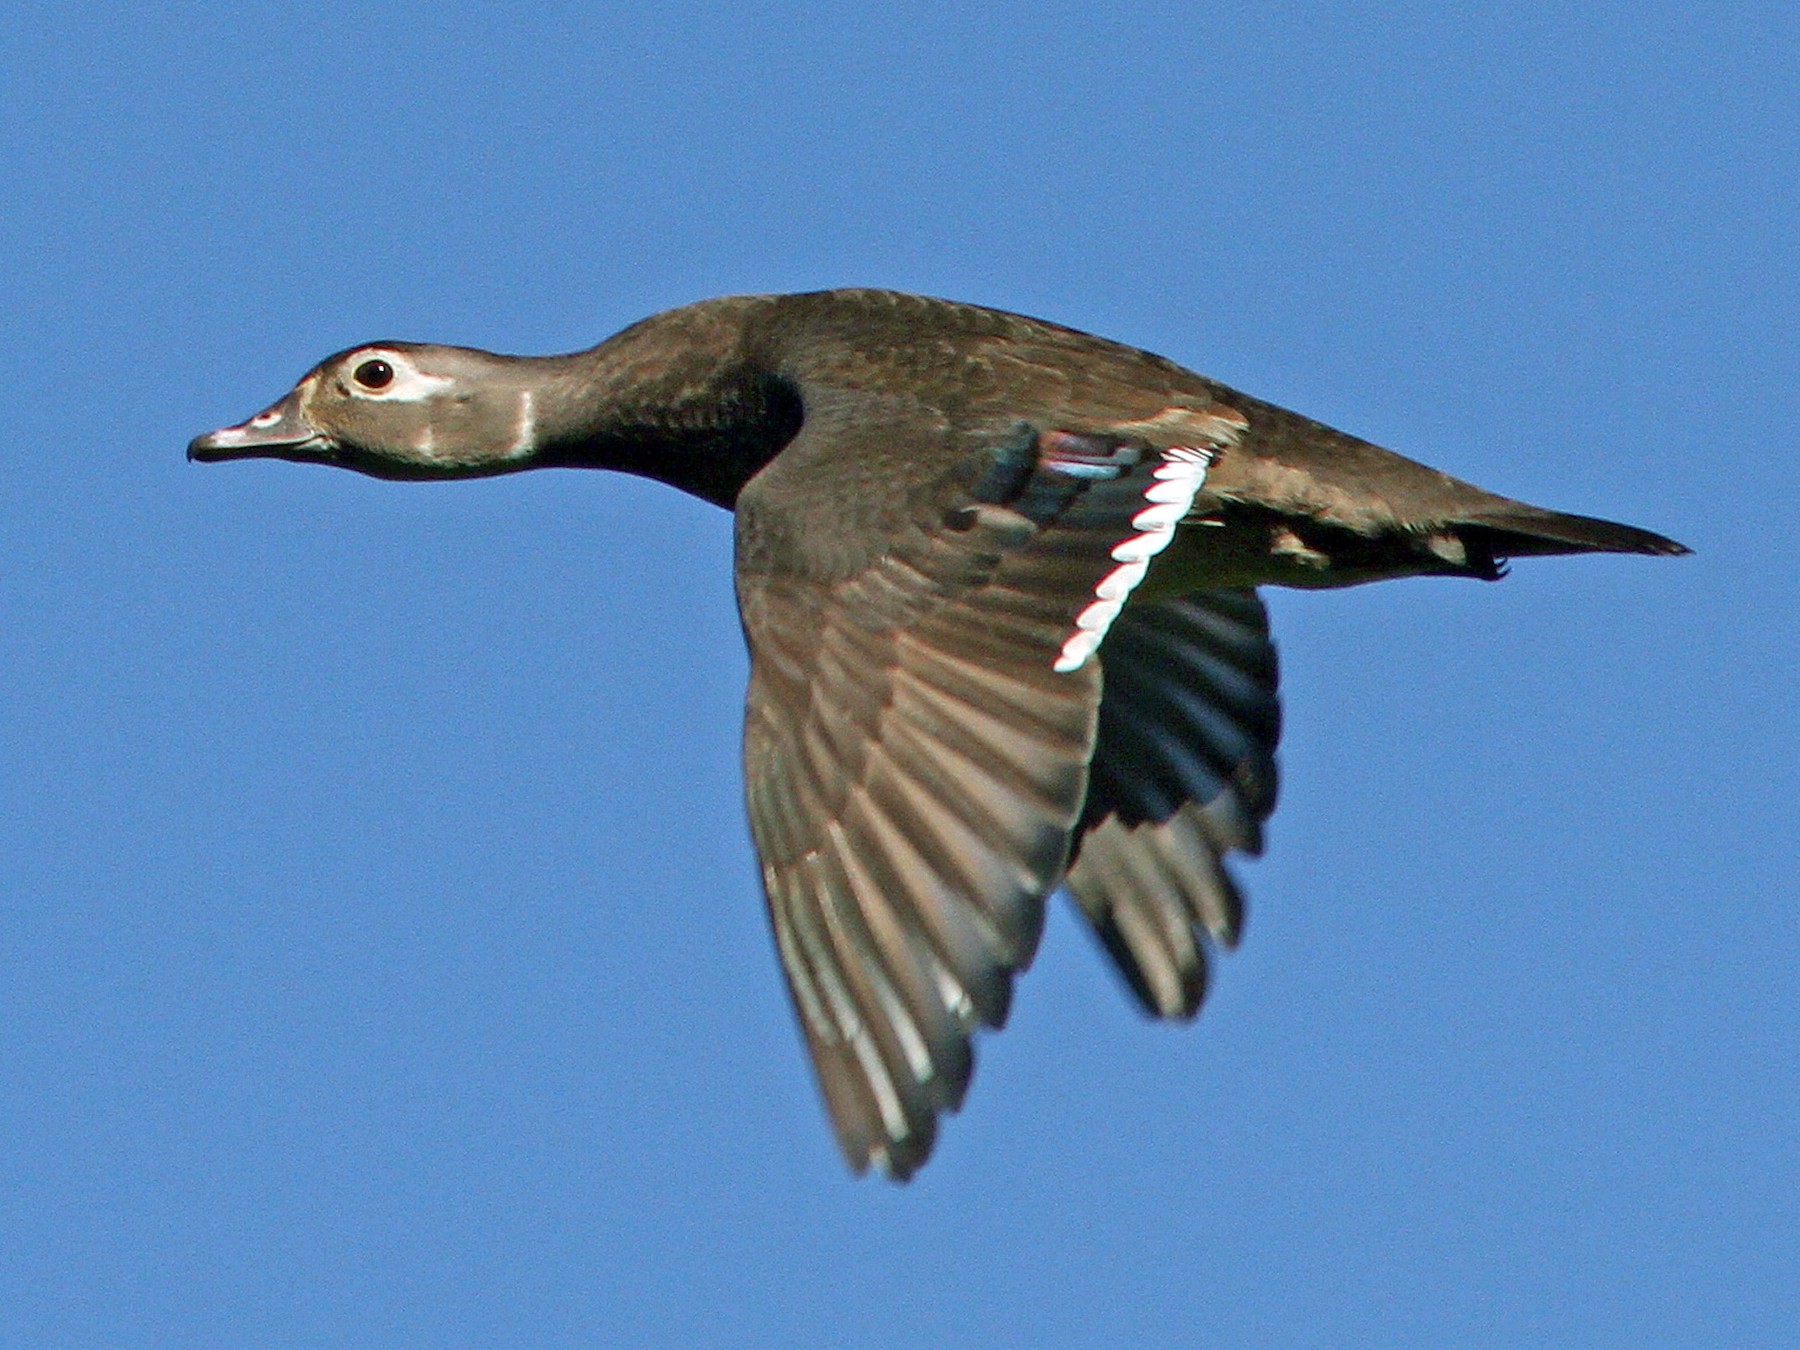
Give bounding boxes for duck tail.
[1455,505,1690,560]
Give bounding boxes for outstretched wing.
[1066,589,1281,1019]
[735,409,1242,1178]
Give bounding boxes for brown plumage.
[190,288,1687,1179]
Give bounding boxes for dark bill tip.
[187,430,244,462]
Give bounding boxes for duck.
[189,288,1687,1180]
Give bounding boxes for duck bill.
[188,389,334,464]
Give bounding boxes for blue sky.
[2,2,1794,1345]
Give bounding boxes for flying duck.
[190,289,1687,1180]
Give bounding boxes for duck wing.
[733,403,1244,1178]
[1067,589,1280,1018]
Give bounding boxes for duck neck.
[525,302,801,509]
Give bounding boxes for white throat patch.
[507,389,537,458]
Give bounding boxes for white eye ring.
[344,350,454,402]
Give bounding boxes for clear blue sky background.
[2,3,1794,1345]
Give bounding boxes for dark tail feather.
[1458,506,1690,560]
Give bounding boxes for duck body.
[191,289,1686,1179]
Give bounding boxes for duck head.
[188,343,543,480]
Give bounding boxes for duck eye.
[353,359,395,390]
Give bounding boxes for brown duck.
[190,289,1687,1179]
